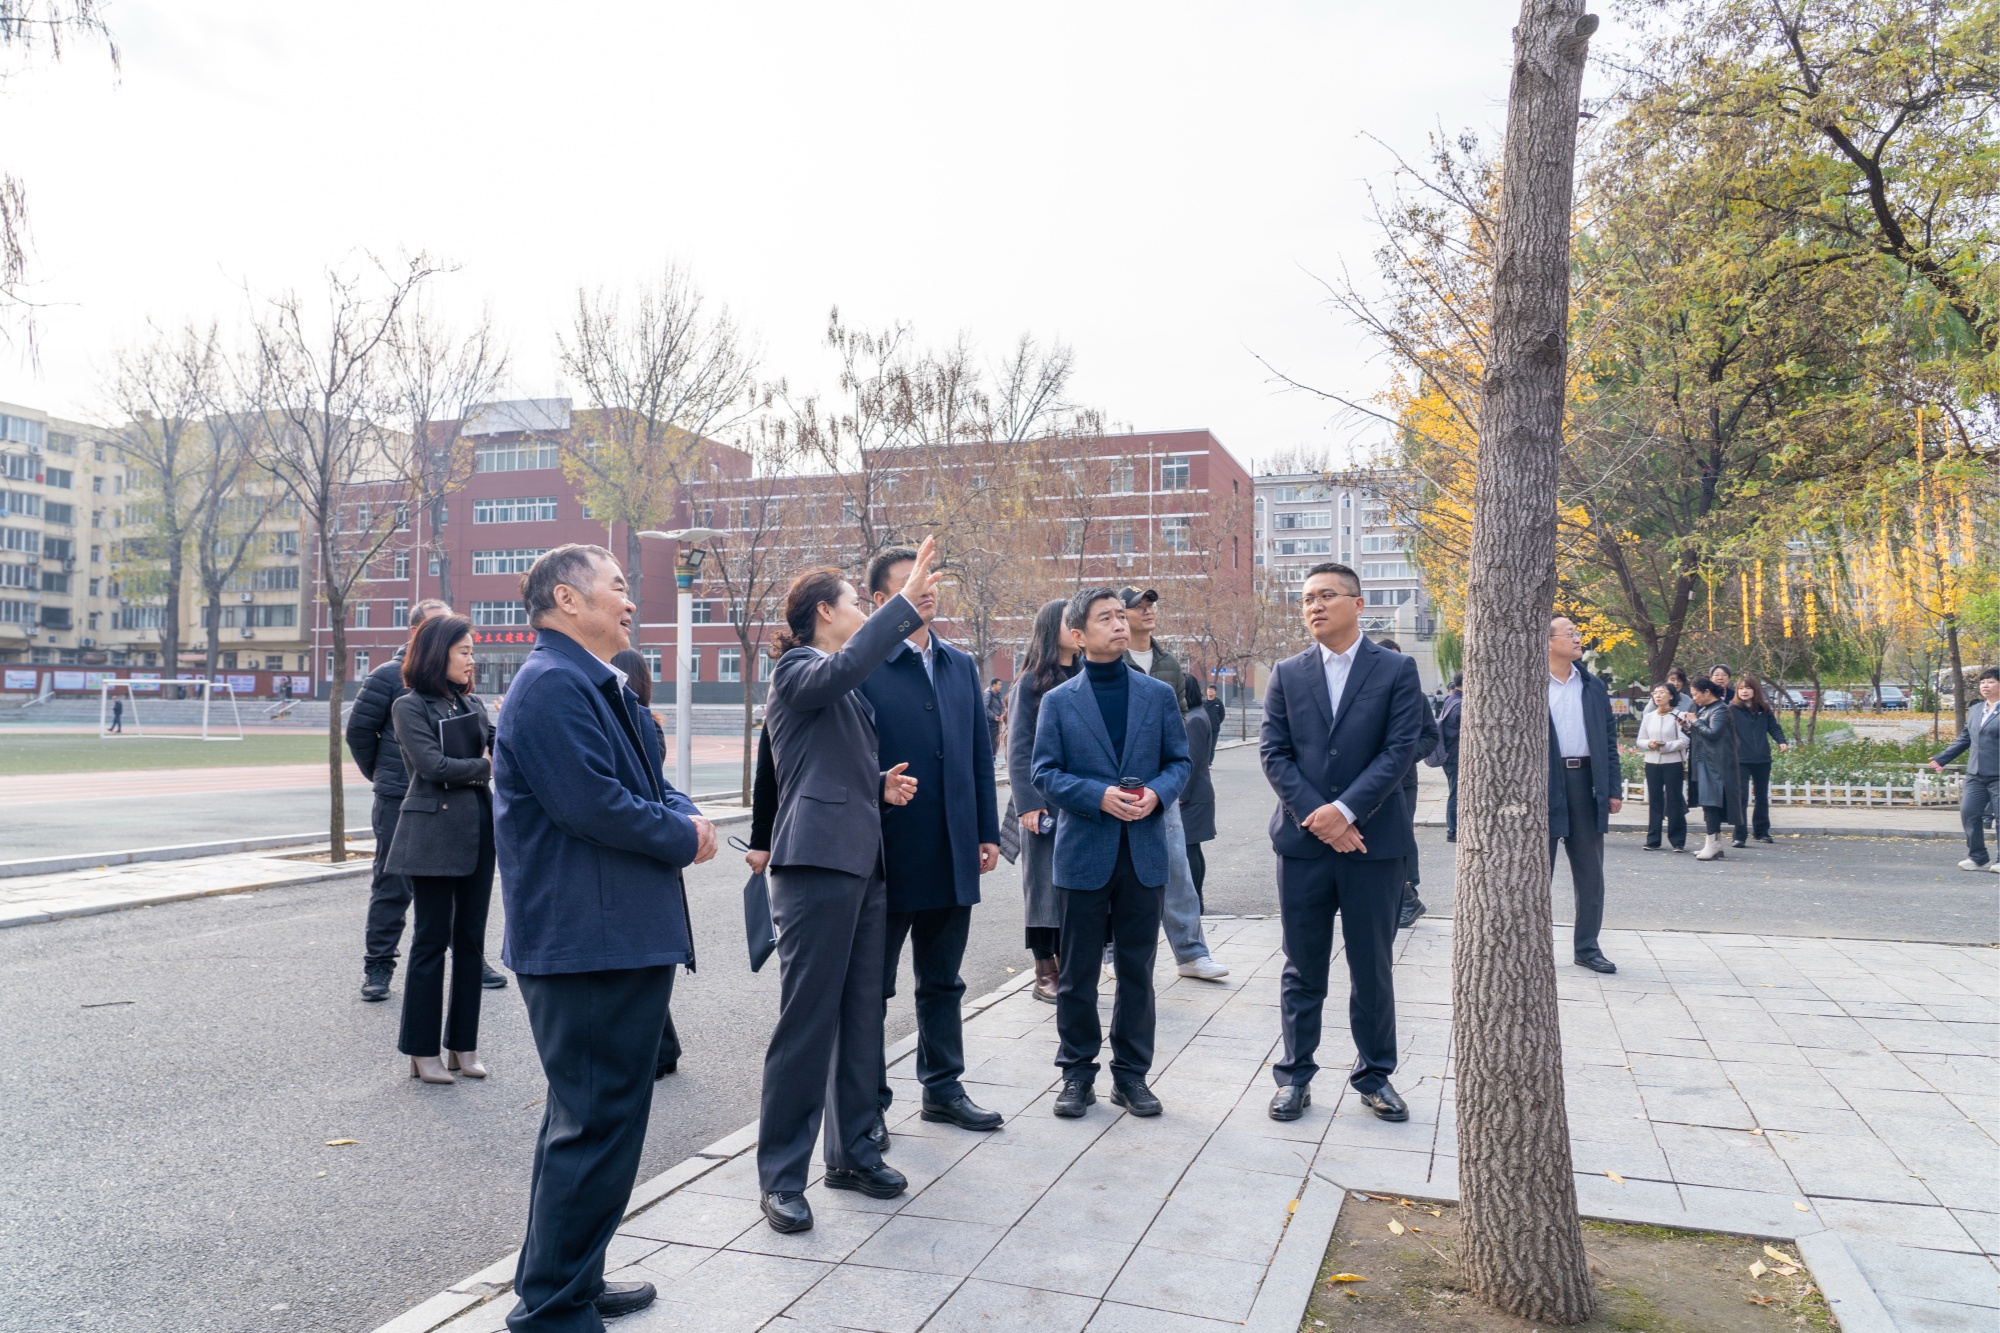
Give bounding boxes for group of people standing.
[1640,662,1789,859]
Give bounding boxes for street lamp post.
[639,528,723,794]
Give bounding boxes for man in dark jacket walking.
[1439,672,1463,841]
[1548,618,1623,973]
[345,598,511,1001]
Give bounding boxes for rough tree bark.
[1451,0,1598,1324]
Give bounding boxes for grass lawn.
[0,731,349,775]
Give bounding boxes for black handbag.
[729,836,778,972]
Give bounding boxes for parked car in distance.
[1867,686,1910,710]
[1767,686,1810,710]
[1819,690,1855,710]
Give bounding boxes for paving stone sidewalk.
[387,915,1997,1333]
[0,841,377,926]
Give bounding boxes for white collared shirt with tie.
[1549,664,1589,759]
[1319,638,1362,823]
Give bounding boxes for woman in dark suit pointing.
[385,613,495,1085]
[755,536,944,1235]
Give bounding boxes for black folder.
[439,710,485,761]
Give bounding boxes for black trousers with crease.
[877,903,972,1110]
[1644,760,1687,849]
[1273,852,1401,1092]
[508,964,674,1333]
[364,795,416,965]
[397,813,495,1057]
[1054,841,1162,1083]
[1737,760,1773,840]
[758,865,888,1193]
[1550,762,1607,957]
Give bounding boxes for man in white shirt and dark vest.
[1547,617,1623,974]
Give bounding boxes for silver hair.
[522,544,615,626]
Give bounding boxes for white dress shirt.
[1548,665,1590,758]
[1319,638,1363,823]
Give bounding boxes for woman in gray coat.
[386,613,495,1084]
[1007,599,1082,1003]
[1682,676,1743,862]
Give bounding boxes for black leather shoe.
[1359,1082,1409,1122]
[1444,832,1456,842]
[921,1095,1003,1131]
[824,1162,908,1199]
[761,1191,812,1233]
[359,963,392,1002]
[1642,842,1662,852]
[1755,834,1775,844]
[653,1060,677,1080]
[594,1281,656,1319]
[1575,950,1617,974]
[481,963,508,990]
[1110,1080,1162,1117]
[1269,1084,1312,1121]
[1732,837,1748,848]
[1397,897,1426,930]
[865,1110,890,1154]
[1053,1076,1096,1118]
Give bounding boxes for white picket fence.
[1621,772,1963,808]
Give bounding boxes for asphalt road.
[2,747,1992,1333]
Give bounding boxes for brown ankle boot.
[1032,957,1059,1004]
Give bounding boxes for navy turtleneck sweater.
[1084,656,1129,763]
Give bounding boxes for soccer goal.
[98,678,245,741]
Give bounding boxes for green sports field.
[0,731,348,776]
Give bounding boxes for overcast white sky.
[5,1,1541,469]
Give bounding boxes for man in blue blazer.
[860,547,1002,1136]
[1259,562,1425,1124]
[1032,588,1191,1119]
[494,545,716,1332]
[1547,617,1623,974]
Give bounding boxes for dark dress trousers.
[346,649,417,966]
[861,635,999,1113]
[1438,690,1463,838]
[758,594,921,1194]
[386,688,495,1057]
[494,629,704,1333]
[1180,710,1216,899]
[1546,668,1621,956]
[1031,660,1191,1082]
[1933,702,2000,866]
[1260,638,1424,1093]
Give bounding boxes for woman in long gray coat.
[1007,599,1082,1003]
[386,613,495,1083]
[1682,676,1743,862]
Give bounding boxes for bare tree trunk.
[162,547,183,681]
[1451,1,1597,1324]
[204,592,222,682]
[431,499,453,608]
[625,525,645,644]
[741,643,756,805]
[1945,618,1966,732]
[327,601,348,863]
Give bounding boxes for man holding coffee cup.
[1030,588,1192,1120]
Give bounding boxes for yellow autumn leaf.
[1327,1274,1368,1283]
[1287,1199,1299,1216]
[1749,1260,1768,1279]
[1762,1246,1791,1265]
[1388,1219,1405,1235]
[1793,1201,1811,1212]
[1605,1170,1625,1183]
[324,1139,359,1146]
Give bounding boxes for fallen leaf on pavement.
[1425,1207,1442,1217]
[1605,1170,1625,1183]
[1776,1265,1799,1277]
[1388,1220,1405,1235]
[1288,1199,1299,1216]
[1327,1274,1369,1283]
[1762,1245,1792,1264]
[1398,1198,1415,1207]
[1746,1295,1774,1306]
[324,1139,358,1146]
[1749,1260,1768,1279]
[1793,1201,1811,1212]
[1749,1128,1764,1135]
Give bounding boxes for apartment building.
[1253,468,1437,678]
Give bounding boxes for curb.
[0,858,372,929]
[0,831,338,880]
[1413,818,1962,841]
[1246,1166,1345,1333]
[367,969,1041,1333]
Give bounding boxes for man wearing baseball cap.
[1119,587,1227,982]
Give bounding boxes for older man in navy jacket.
[495,544,716,1333]
[1032,587,1191,1120]
[1260,562,1425,1124]
[859,547,1003,1137]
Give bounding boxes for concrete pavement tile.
[726,1201,891,1263]
[1143,1159,1302,1263]
[434,1304,510,1333]
[1312,1145,1436,1198]
[1843,1237,2000,1307]
[1876,1293,2000,1331]
[846,1214,1005,1277]
[681,1153,764,1200]
[1104,1243,1265,1322]
[621,1191,764,1247]
[629,1243,724,1282]
[601,1233,666,1270]
[779,1264,960,1333]
[1768,1132,1936,1205]
[1653,1122,1799,1194]
[1950,1211,2000,1257]
[900,1144,1074,1228]
[1022,1174,1172,1244]
[1704,1037,1813,1065]
[1674,1184,1820,1238]
[1637,1083,1759,1131]
[1219,1101,1324,1143]
[607,1298,771,1333]
[1809,1198,1983,1253]
[1566,1136,1670,1181]
[1856,1019,1998,1057]
[1573,1172,1683,1223]
[1196,1126,1319,1177]
[920,1278,1096,1332]
[1891,1140,2000,1212]
[1899,1053,2000,1096]
[1805,1047,1939,1089]
[1084,1302,1244,1332]
[971,1225,1136,1298]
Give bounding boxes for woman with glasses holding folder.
[386,613,496,1084]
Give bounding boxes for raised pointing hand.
[899,535,947,619]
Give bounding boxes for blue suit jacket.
[1547,667,1621,838]
[494,629,703,975]
[1031,666,1191,891]
[1260,637,1424,862]
[860,635,1000,913]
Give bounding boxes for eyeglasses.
[1550,630,1583,641]
[1299,591,1358,608]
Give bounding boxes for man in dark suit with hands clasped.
[1259,561,1425,1125]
